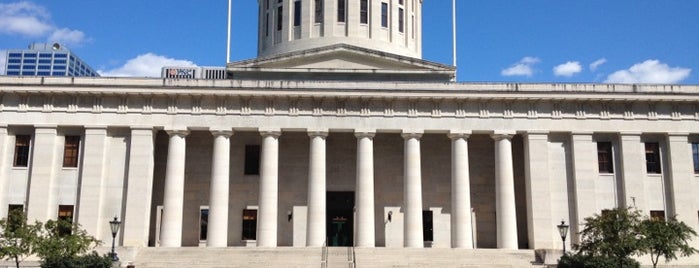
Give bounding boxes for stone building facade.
[0,0,698,256]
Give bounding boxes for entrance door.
[327,191,354,247]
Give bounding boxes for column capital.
[401,130,423,139]
[130,126,154,131]
[354,129,376,139]
[84,125,109,130]
[165,129,190,137]
[210,129,234,137]
[523,131,549,140]
[570,131,594,136]
[259,128,281,138]
[355,132,375,139]
[619,131,642,137]
[307,128,329,138]
[34,124,57,130]
[491,132,514,141]
[448,130,471,140]
[666,132,689,138]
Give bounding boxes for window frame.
[63,135,80,168]
[381,2,389,28]
[314,0,324,23]
[199,207,209,241]
[293,0,302,26]
[360,0,369,24]
[645,142,662,174]
[337,0,346,23]
[398,7,404,33]
[597,141,614,174]
[692,142,699,174]
[242,209,258,241]
[650,210,665,221]
[13,135,31,167]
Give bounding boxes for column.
[0,126,9,217]
[402,132,424,248]
[665,133,698,240]
[160,129,189,247]
[523,132,554,249]
[122,127,155,247]
[355,131,376,248]
[207,130,233,247]
[27,125,58,221]
[77,126,108,240]
[306,129,327,247]
[448,132,473,249]
[619,133,645,210]
[492,133,518,249]
[257,129,281,247]
[570,133,597,245]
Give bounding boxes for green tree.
[576,207,643,267]
[33,219,102,267]
[0,210,41,268]
[639,216,698,268]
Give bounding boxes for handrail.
[348,246,356,268]
[321,238,328,268]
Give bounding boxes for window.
[265,13,270,36]
[398,8,404,33]
[242,209,257,240]
[337,0,346,22]
[199,208,209,241]
[692,143,699,173]
[276,6,283,31]
[314,0,324,23]
[57,205,74,236]
[7,205,24,232]
[8,204,23,218]
[650,210,665,221]
[294,0,302,26]
[597,142,614,173]
[360,0,369,24]
[423,210,433,242]
[244,145,261,175]
[63,136,80,167]
[13,135,31,167]
[601,209,612,217]
[8,53,22,57]
[381,3,388,28]
[645,142,661,174]
[54,54,67,58]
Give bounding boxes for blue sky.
[0,0,697,84]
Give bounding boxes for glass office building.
[4,43,99,77]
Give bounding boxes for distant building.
[161,66,228,79]
[3,43,99,77]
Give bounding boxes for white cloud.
[0,51,6,75]
[0,1,52,36]
[589,58,607,71]
[553,61,582,77]
[0,1,88,46]
[605,60,691,84]
[99,53,197,77]
[48,28,88,47]
[501,57,540,77]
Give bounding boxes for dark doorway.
[423,210,434,242]
[327,191,354,247]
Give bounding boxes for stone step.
[127,247,542,268]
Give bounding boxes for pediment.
[228,44,454,73]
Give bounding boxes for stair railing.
[321,238,328,268]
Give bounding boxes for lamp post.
[109,216,122,261]
[556,220,570,254]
